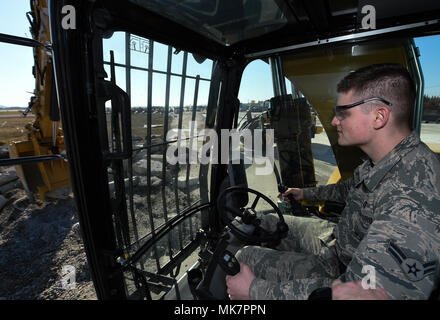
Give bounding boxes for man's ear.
[373,106,390,129]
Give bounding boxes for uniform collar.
[355,132,420,191]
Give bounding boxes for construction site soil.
[0,136,199,300]
[0,112,205,300]
[0,165,97,300]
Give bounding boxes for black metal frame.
[48,0,440,300]
[50,0,128,299]
[49,0,242,300]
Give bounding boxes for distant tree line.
[423,95,440,115]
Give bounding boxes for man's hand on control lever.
[278,187,304,202]
[225,262,255,300]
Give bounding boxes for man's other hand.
[225,262,255,300]
[331,279,390,300]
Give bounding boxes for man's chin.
[338,138,358,147]
[337,137,348,146]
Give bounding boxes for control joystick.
[218,250,240,276]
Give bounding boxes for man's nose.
[331,116,339,126]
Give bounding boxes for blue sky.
[1,1,439,107]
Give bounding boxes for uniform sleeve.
[249,277,334,300]
[342,192,440,299]
[302,177,354,203]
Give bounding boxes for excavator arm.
[8,0,70,200]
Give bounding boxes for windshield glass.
[128,0,288,45]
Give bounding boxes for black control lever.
[273,162,308,216]
[218,250,240,276]
[278,183,308,216]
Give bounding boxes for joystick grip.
[218,250,240,276]
[278,184,308,216]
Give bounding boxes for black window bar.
[103,34,213,299]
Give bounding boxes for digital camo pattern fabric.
[306,131,440,299]
[237,215,340,300]
[240,132,440,299]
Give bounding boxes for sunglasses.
[334,97,392,120]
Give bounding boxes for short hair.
[337,63,416,127]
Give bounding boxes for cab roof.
[103,0,440,59]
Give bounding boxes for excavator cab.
[40,0,440,300]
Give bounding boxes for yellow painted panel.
[427,143,440,154]
[283,39,411,179]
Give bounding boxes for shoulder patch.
[386,240,437,282]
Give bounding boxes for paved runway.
[420,123,440,144]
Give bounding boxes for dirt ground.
[0,110,207,300]
[0,112,34,144]
[0,166,97,300]
[0,136,201,300]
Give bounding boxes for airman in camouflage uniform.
[227,63,440,300]
[312,131,440,299]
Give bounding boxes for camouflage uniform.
[238,132,440,299]
[237,215,340,300]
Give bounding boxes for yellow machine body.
[9,0,70,200]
